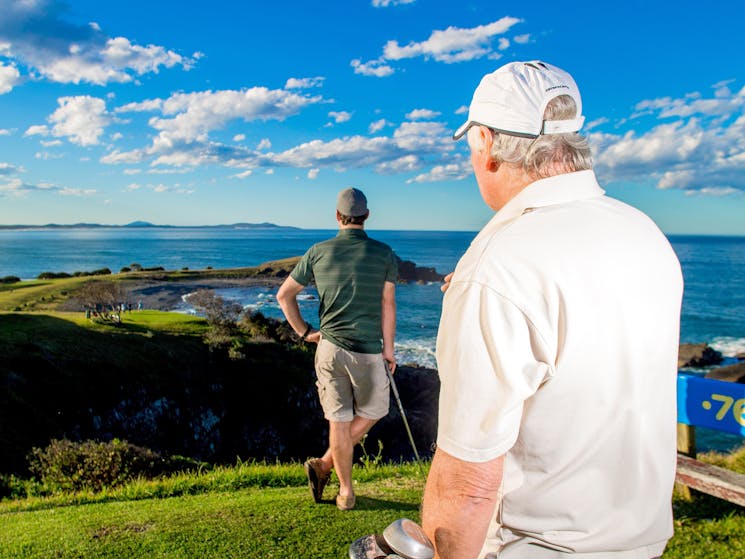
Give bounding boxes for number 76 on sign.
[677,373,745,437]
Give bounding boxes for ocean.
[2,227,744,451]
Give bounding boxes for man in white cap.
[277,187,397,511]
[420,61,683,558]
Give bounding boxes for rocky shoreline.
[679,343,745,383]
[60,253,446,313]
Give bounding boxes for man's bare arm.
[381,280,396,372]
[421,448,504,559]
[277,276,319,342]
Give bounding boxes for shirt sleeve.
[290,248,314,286]
[385,249,398,283]
[435,280,552,463]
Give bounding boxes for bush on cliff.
[27,438,199,493]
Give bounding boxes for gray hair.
[486,95,592,178]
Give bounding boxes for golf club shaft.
[386,366,420,461]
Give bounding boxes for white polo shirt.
[435,170,683,559]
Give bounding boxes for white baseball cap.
[453,60,585,140]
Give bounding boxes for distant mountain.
[0,221,298,230]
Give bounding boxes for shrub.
[120,266,132,273]
[38,271,71,279]
[0,275,21,284]
[27,439,195,493]
[130,263,143,271]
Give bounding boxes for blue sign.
[677,373,745,436]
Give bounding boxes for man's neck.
[339,224,365,230]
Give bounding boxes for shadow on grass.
[674,492,745,521]
[317,495,420,512]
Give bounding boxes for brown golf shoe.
[303,458,330,503]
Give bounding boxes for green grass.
[0,463,425,559]
[0,460,743,559]
[0,309,207,339]
[0,277,91,312]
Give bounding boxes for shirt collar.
[486,170,605,229]
[337,227,368,239]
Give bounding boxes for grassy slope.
[0,460,743,559]
[0,463,425,559]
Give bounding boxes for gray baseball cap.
[336,187,368,217]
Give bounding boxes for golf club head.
[349,519,434,559]
[383,519,434,559]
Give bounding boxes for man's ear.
[336,210,342,222]
[476,126,499,172]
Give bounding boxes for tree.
[185,289,244,352]
[77,281,129,323]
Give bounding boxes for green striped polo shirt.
[290,228,397,354]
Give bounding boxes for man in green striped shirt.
[277,187,397,511]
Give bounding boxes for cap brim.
[452,120,470,141]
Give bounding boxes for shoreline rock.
[705,362,745,384]
[678,343,724,368]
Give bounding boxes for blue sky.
[0,0,743,233]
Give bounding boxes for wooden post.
[676,422,696,499]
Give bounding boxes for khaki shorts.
[314,338,390,422]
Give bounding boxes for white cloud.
[328,111,352,124]
[307,168,320,179]
[268,120,452,172]
[513,34,530,44]
[584,117,609,131]
[0,162,20,175]
[285,76,325,89]
[369,119,389,133]
[0,128,11,135]
[257,138,271,150]
[59,187,96,196]
[26,96,110,146]
[407,161,472,183]
[230,169,253,179]
[35,151,63,159]
[498,37,510,50]
[125,182,142,191]
[406,108,441,120]
[592,82,745,194]
[115,98,163,113]
[455,105,468,115]
[0,176,59,196]
[149,87,323,143]
[372,0,415,6]
[46,95,110,146]
[233,134,246,142]
[24,124,49,137]
[100,148,145,164]
[110,132,123,141]
[351,58,394,78]
[123,168,141,175]
[382,17,521,64]
[40,139,63,146]
[0,0,197,87]
[375,154,422,174]
[0,62,20,94]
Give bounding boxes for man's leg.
[318,415,377,474]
